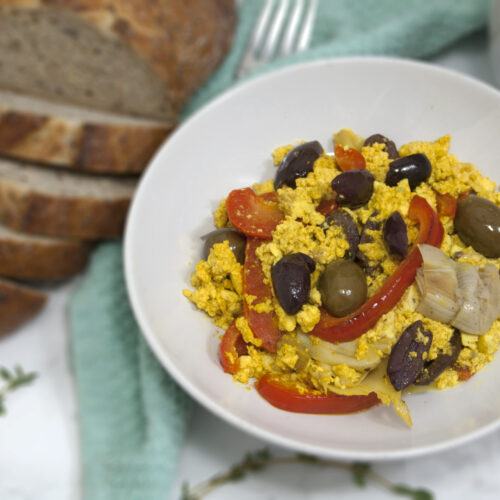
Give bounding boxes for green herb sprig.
[181,448,433,500]
[0,365,37,415]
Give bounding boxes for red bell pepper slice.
[226,188,284,238]
[243,237,282,352]
[311,195,444,343]
[219,317,248,374]
[256,374,380,414]
[334,144,366,171]
[436,192,457,219]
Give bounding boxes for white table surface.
[0,31,499,500]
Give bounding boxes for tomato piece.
[311,195,444,343]
[454,365,473,382]
[226,188,284,238]
[436,192,457,219]
[458,190,473,201]
[219,318,248,374]
[243,237,282,352]
[316,198,338,217]
[259,191,279,203]
[334,144,366,171]
[256,374,379,414]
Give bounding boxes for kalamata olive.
[271,253,316,315]
[363,133,399,159]
[331,170,374,208]
[415,329,462,386]
[324,209,360,259]
[454,196,500,258]
[318,260,367,317]
[201,229,246,264]
[275,141,323,189]
[387,321,433,391]
[356,211,382,276]
[383,211,408,259]
[385,153,431,190]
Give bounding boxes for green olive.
[455,196,500,258]
[318,260,367,317]
[201,229,246,264]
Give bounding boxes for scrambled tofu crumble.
[183,130,500,425]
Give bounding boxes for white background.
[0,31,499,500]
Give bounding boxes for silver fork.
[235,0,318,79]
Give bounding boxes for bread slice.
[0,277,46,336]
[0,159,137,239]
[0,1,236,120]
[0,224,92,280]
[0,91,172,174]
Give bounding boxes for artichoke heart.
[416,244,500,334]
[416,244,459,323]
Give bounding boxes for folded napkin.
[70,1,488,499]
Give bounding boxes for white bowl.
[124,57,500,461]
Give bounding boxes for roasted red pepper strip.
[311,195,444,343]
[243,237,282,352]
[219,317,248,374]
[436,192,457,219]
[334,144,366,171]
[256,374,380,414]
[226,188,284,238]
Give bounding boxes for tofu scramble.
[183,130,500,426]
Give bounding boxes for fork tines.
[236,0,318,79]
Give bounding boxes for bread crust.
[0,278,46,336]
[0,182,132,239]
[2,0,237,115]
[0,108,171,174]
[0,232,92,280]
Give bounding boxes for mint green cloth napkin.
[70,1,488,499]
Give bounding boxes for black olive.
[415,329,462,386]
[318,260,367,317]
[271,253,316,315]
[331,170,374,208]
[454,196,500,258]
[383,211,408,259]
[275,141,323,189]
[387,321,433,391]
[201,229,246,264]
[356,211,382,276]
[385,153,431,190]
[363,133,399,159]
[323,209,360,260]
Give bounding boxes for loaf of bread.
[0,277,47,336]
[0,158,137,239]
[0,0,237,336]
[0,91,172,174]
[0,0,236,120]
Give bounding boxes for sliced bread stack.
[0,0,236,334]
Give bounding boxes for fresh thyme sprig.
[181,448,433,500]
[0,365,37,416]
